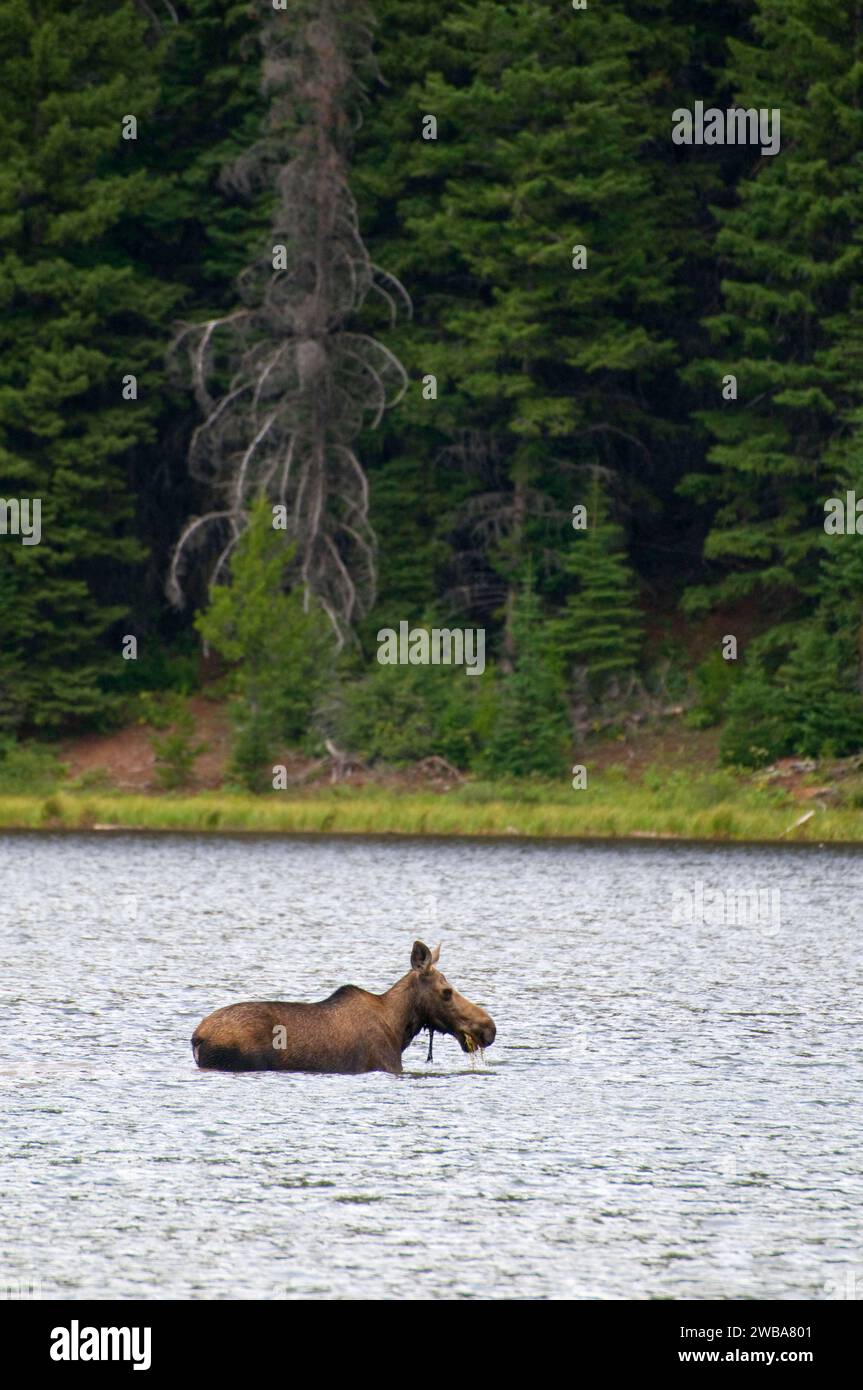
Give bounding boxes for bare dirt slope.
[56,698,850,803]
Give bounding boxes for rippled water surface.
[2,831,861,1300]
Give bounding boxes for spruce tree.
[0,0,177,729]
[815,381,863,692]
[119,0,267,626]
[354,0,708,644]
[484,567,569,778]
[551,475,643,692]
[195,497,335,789]
[681,0,863,617]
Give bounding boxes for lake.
[1,831,861,1300]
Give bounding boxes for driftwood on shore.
[275,744,466,788]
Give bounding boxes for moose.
[191,940,496,1076]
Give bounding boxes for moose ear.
[430,943,441,965]
[411,940,432,971]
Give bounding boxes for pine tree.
[681,0,863,618]
[483,567,569,778]
[721,623,863,766]
[719,412,863,767]
[118,0,267,627]
[0,0,177,729]
[195,497,335,789]
[551,476,643,692]
[354,0,719,647]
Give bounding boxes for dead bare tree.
[167,0,409,643]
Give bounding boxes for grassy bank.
[2,767,862,842]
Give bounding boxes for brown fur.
[191,941,495,1076]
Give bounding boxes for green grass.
[0,768,860,842]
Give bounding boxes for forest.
[2,0,863,803]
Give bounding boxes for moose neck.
[382,974,428,1053]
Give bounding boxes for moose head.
[408,940,496,1056]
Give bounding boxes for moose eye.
[441,987,453,1002]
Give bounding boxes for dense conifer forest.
[2,0,863,793]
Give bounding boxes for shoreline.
[2,788,861,845]
[4,824,863,852]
